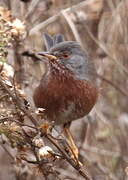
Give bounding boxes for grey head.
[43,33,96,81]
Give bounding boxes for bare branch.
[82,24,128,76]
[24,0,41,20]
[46,133,92,180]
[29,0,102,35]
[61,10,82,45]
[97,74,128,97]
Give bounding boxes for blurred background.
[0,0,128,179]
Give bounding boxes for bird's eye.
[62,53,69,59]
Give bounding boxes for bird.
[33,33,98,158]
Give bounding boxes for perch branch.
[46,133,92,180]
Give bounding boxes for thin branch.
[21,157,48,164]
[24,0,41,20]
[22,50,42,61]
[82,23,128,76]
[97,74,128,98]
[0,143,14,160]
[81,144,125,160]
[61,10,82,45]
[29,0,101,35]
[46,133,92,180]
[0,76,38,126]
[0,117,37,130]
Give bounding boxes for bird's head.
[38,34,96,81]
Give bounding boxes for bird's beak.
[38,52,57,61]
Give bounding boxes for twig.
[24,0,41,20]
[97,74,128,97]
[21,157,48,165]
[0,117,37,130]
[57,168,79,179]
[12,72,25,122]
[0,76,38,126]
[0,94,9,101]
[81,144,128,162]
[46,133,92,180]
[29,0,101,35]
[82,23,128,76]
[21,128,49,178]
[95,161,117,180]
[0,143,14,160]
[22,50,42,61]
[61,10,82,45]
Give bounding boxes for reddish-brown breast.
[33,68,98,125]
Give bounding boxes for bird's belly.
[53,102,87,125]
[43,92,95,125]
[33,78,98,125]
[44,102,85,125]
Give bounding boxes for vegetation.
[0,0,128,179]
